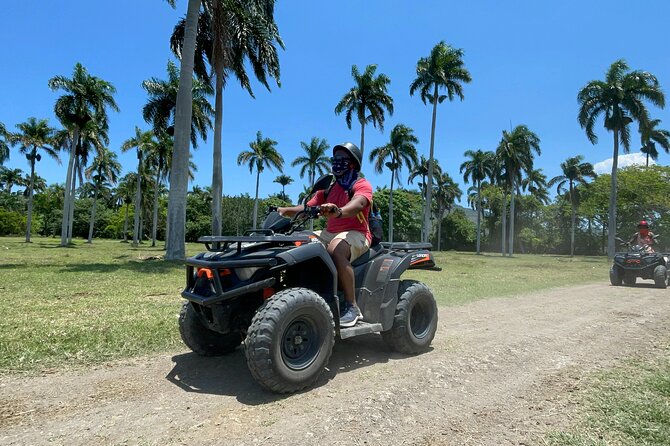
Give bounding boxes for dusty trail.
[1,283,668,445]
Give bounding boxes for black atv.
[178,175,439,393]
[609,236,668,288]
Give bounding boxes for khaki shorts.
[313,229,370,262]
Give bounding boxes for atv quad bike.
[178,175,439,393]
[610,235,668,289]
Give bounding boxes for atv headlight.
[235,267,261,281]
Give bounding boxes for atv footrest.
[339,321,383,340]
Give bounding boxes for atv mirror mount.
[303,174,334,204]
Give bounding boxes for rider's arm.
[277,205,304,218]
[321,195,369,218]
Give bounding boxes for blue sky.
[2,0,669,206]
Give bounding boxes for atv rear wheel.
[653,265,667,289]
[179,301,242,356]
[382,280,437,355]
[245,287,334,393]
[609,265,623,286]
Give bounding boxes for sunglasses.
[330,156,351,163]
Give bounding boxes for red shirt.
[308,178,373,243]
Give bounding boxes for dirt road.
[1,283,668,445]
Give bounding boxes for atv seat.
[352,242,384,267]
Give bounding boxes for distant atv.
[178,175,439,393]
[610,235,668,288]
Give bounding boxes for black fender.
[354,249,435,330]
[276,242,338,305]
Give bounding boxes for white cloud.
[593,152,655,175]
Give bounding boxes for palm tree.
[0,122,9,164]
[639,119,670,167]
[145,134,172,247]
[490,154,509,256]
[578,59,665,259]
[548,156,596,257]
[142,61,214,147]
[521,168,550,205]
[143,58,213,249]
[410,41,471,243]
[291,137,330,188]
[237,131,284,228]
[409,154,442,239]
[9,118,59,242]
[460,149,494,255]
[122,128,156,246]
[496,125,541,256]
[49,63,118,246]
[172,1,283,238]
[369,124,419,243]
[0,167,24,193]
[434,172,462,251]
[335,64,394,160]
[164,0,201,260]
[166,0,283,253]
[116,173,136,242]
[84,147,121,243]
[273,174,293,201]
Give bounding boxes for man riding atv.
[277,142,372,327]
[628,220,656,253]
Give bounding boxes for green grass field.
[0,236,609,374]
[547,352,670,446]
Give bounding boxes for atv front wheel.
[653,265,667,289]
[179,301,242,356]
[245,288,334,393]
[382,280,438,355]
[609,265,623,286]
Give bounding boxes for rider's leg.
[327,238,355,305]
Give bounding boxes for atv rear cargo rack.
[381,242,432,251]
[198,235,312,253]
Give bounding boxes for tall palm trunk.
[424,85,439,244]
[437,205,443,251]
[166,0,201,260]
[252,169,260,229]
[360,122,366,161]
[133,156,142,247]
[476,181,482,255]
[211,75,224,236]
[501,192,507,256]
[60,127,79,246]
[508,176,516,257]
[569,182,576,257]
[123,203,129,242]
[152,169,161,247]
[25,153,36,242]
[607,129,620,260]
[67,158,79,244]
[388,170,395,243]
[645,152,649,167]
[87,182,99,243]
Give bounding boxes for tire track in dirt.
[1,283,668,445]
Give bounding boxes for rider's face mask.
[331,156,352,176]
[640,227,649,236]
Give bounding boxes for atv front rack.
[198,235,312,253]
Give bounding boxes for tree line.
[0,0,668,259]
